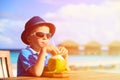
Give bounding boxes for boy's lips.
[41,42,47,45]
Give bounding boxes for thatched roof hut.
[108,41,120,47]
[84,41,102,55]
[58,40,80,55]
[108,41,120,55]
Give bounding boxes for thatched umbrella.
[84,41,102,55]
[58,40,80,55]
[108,41,120,55]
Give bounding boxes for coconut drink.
[44,54,71,73]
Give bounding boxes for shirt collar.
[26,46,50,56]
[26,46,37,54]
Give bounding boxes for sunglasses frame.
[31,32,52,39]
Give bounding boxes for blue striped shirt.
[17,46,51,76]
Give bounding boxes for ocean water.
[10,51,120,73]
[10,51,19,64]
[10,51,120,65]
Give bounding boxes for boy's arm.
[27,46,60,76]
[27,47,47,76]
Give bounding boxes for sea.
[10,50,120,73]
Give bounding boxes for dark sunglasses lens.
[36,32,44,37]
[35,32,51,39]
[46,33,51,38]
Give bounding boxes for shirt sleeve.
[19,49,34,71]
[19,49,51,71]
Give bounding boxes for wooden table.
[0,76,68,80]
[1,70,120,80]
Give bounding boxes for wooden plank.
[0,58,4,78]
[0,50,13,78]
[2,57,8,77]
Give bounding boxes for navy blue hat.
[21,16,56,45]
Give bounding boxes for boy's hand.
[58,46,68,60]
[46,45,68,60]
[46,45,60,55]
[58,47,68,55]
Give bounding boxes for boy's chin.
[39,44,48,48]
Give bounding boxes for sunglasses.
[32,32,51,39]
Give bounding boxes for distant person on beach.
[17,16,68,76]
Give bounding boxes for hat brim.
[21,22,56,45]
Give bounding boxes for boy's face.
[28,25,51,48]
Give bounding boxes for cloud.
[44,0,120,44]
[0,18,25,49]
[0,35,13,44]
[41,0,104,5]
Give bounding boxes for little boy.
[17,16,68,76]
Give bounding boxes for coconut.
[47,55,67,72]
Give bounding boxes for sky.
[0,0,120,49]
